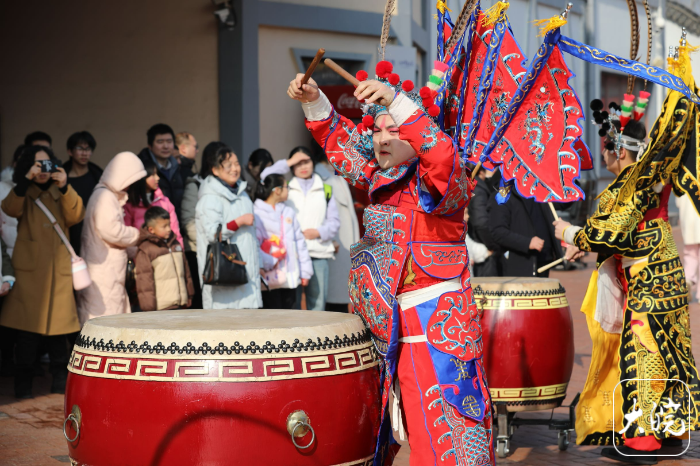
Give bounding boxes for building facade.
[1,0,698,175]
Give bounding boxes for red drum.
[63,309,380,466]
[473,277,574,412]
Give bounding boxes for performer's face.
[603,146,621,176]
[373,114,416,169]
[212,152,242,187]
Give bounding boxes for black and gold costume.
[574,45,700,446]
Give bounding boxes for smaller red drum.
[63,309,380,466]
[473,277,574,412]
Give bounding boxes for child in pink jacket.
[123,158,183,248]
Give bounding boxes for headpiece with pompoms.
[348,60,429,160]
[590,96,647,158]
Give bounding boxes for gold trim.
[490,382,568,401]
[68,347,379,383]
[474,293,569,310]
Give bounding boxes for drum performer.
[287,68,492,464]
[554,42,700,463]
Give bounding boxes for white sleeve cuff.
[2,275,15,283]
[301,90,332,121]
[387,93,419,127]
[563,226,583,245]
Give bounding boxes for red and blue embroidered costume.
[303,90,493,466]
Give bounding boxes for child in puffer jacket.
[254,172,313,309]
[134,207,194,311]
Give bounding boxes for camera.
[39,160,56,173]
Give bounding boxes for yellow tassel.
[672,43,698,81]
[533,14,568,38]
[481,1,510,27]
[433,0,452,19]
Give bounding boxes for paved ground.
[1,227,699,465]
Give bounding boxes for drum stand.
[494,392,580,458]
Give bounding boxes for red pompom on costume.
[419,87,432,99]
[376,61,393,78]
[362,115,375,128]
[402,80,415,92]
[356,70,369,82]
[428,105,441,117]
[387,73,400,86]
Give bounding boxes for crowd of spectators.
[0,125,358,398]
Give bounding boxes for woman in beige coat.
[0,146,84,397]
[77,152,145,324]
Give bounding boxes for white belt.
[395,278,461,309]
[398,335,428,343]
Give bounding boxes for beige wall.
[0,1,219,169]
[258,26,381,160]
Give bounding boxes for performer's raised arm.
[289,73,468,215]
[288,74,375,191]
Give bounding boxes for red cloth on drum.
[396,287,494,466]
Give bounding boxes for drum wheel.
[496,438,510,458]
[557,430,570,451]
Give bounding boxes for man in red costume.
[287,67,493,466]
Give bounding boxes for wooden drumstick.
[537,258,564,274]
[301,48,325,85]
[324,58,360,87]
[537,204,564,273]
[470,161,482,180]
[548,202,560,221]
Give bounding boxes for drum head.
[472,277,565,296]
[78,309,368,355]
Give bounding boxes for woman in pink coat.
[77,152,146,324]
[123,158,183,248]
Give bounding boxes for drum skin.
[474,278,574,412]
[64,310,380,466]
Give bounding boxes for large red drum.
[473,277,574,412]
[63,309,380,465]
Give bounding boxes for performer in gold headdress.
[554,35,700,464]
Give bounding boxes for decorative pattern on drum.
[411,243,467,279]
[68,345,377,382]
[473,278,574,412]
[74,331,372,354]
[413,291,486,422]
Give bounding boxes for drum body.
[473,277,574,412]
[64,309,380,466]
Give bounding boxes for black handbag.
[202,225,249,286]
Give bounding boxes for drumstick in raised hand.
[324,58,360,87]
[302,48,325,85]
